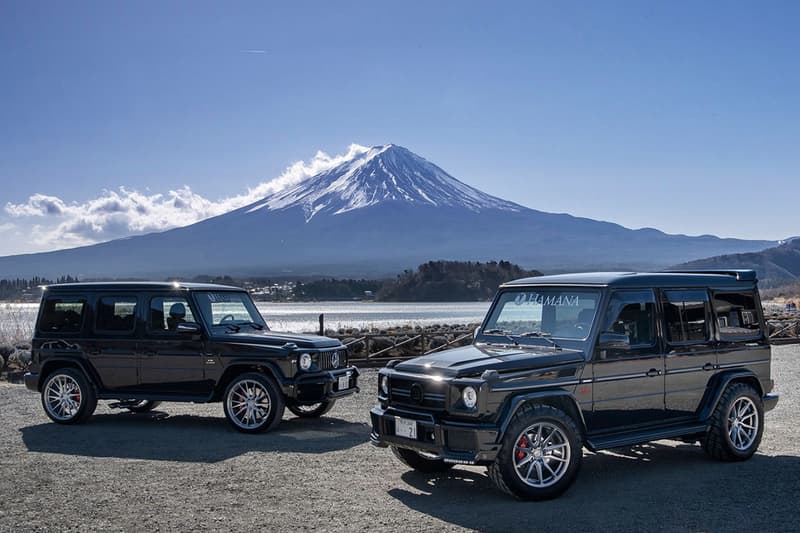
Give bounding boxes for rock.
[371,336,393,352]
[14,342,31,351]
[428,336,448,350]
[0,355,5,371]
[343,338,365,354]
[0,344,14,358]
[8,350,32,369]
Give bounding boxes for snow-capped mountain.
[245,144,520,221]
[0,144,777,279]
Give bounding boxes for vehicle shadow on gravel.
[20,411,370,462]
[388,442,800,532]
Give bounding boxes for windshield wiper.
[482,329,519,345]
[240,321,264,330]
[220,323,241,332]
[517,331,561,349]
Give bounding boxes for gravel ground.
[1,345,798,533]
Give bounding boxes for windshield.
[193,291,267,330]
[483,288,601,340]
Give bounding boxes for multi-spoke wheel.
[703,382,764,461]
[488,404,582,500]
[126,400,162,414]
[390,446,454,473]
[287,400,336,418]
[223,373,284,433]
[41,368,97,424]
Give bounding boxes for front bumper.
[288,366,360,403]
[24,372,38,392]
[369,404,500,464]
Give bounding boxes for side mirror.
[598,332,630,349]
[176,322,202,334]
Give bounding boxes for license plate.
[338,375,350,390]
[395,417,417,439]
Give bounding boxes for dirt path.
[1,346,798,532]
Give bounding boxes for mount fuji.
[0,144,776,278]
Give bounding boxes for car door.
[590,289,667,431]
[138,294,211,396]
[85,294,140,393]
[662,289,717,420]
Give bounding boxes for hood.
[214,329,342,350]
[394,343,585,378]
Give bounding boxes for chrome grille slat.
[316,349,348,370]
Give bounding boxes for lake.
[0,301,490,340]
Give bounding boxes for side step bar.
[587,423,707,451]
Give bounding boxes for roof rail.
[661,269,757,282]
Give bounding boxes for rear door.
[85,294,140,393]
[590,289,666,430]
[662,289,716,420]
[138,294,211,396]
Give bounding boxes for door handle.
[646,368,661,378]
[87,349,100,356]
[143,350,157,357]
[703,363,715,371]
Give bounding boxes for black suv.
[371,271,779,500]
[24,282,359,433]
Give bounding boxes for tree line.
[0,276,79,300]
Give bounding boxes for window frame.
[92,294,140,336]
[145,294,201,336]
[661,288,712,346]
[36,295,88,336]
[599,289,659,350]
[711,289,763,342]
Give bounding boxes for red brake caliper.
[516,436,527,461]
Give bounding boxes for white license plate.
[338,375,350,390]
[395,417,417,439]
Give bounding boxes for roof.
[44,281,244,292]
[502,270,758,289]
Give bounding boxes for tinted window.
[664,290,709,343]
[38,298,85,333]
[193,291,266,328]
[713,291,761,340]
[149,296,196,332]
[95,296,137,333]
[601,290,657,348]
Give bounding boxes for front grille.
[390,377,447,410]
[317,349,348,370]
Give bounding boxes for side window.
[95,296,138,333]
[663,290,709,344]
[38,298,86,333]
[597,290,657,358]
[149,296,196,332]
[713,291,762,340]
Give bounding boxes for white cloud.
[4,143,369,251]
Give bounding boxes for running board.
[586,423,708,451]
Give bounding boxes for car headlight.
[380,375,389,395]
[462,386,478,409]
[299,353,312,370]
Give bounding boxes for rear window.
[713,291,762,340]
[38,298,86,333]
[95,296,138,333]
[663,289,709,343]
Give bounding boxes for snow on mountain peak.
[246,144,521,220]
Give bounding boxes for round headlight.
[380,375,389,395]
[462,386,478,409]
[299,353,312,370]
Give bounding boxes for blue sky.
[1,1,798,255]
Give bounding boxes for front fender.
[496,390,587,441]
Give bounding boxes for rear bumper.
[763,393,779,412]
[289,366,360,403]
[369,405,500,465]
[24,372,38,392]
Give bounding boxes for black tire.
[391,446,455,473]
[287,399,336,418]
[223,372,285,434]
[127,400,162,414]
[702,382,764,461]
[40,367,97,425]
[488,404,582,500]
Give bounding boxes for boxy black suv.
[371,271,779,500]
[24,282,359,433]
